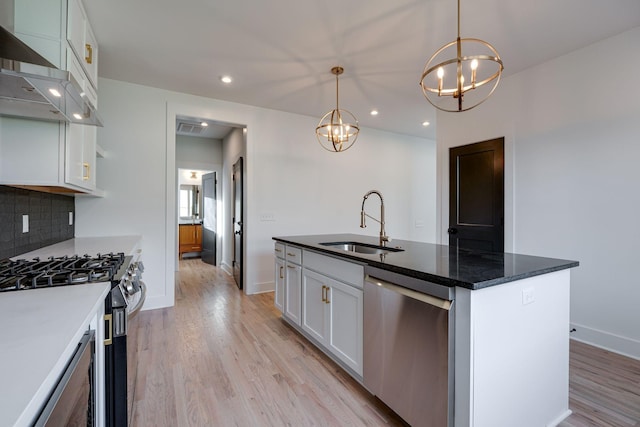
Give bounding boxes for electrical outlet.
[69,212,74,226]
[522,287,535,305]
[22,214,29,233]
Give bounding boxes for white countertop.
[0,283,110,427]
[13,235,142,260]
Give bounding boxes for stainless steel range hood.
[0,25,102,126]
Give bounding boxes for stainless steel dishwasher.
[364,266,455,427]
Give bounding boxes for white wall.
[436,27,640,359]
[76,78,437,309]
[176,134,222,169]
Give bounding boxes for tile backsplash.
[0,186,75,259]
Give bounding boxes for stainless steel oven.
[34,330,95,427]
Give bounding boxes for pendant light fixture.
[316,66,359,152]
[419,0,503,112]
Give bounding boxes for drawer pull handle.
[275,248,282,252]
[279,266,283,279]
[287,252,296,257]
[287,265,296,269]
[104,314,112,346]
[83,162,90,180]
[85,43,93,64]
[321,285,326,302]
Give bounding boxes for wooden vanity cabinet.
[179,224,202,259]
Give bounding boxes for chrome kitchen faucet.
[360,190,389,247]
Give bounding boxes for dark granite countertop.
[273,234,578,290]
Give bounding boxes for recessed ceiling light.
[49,88,62,98]
[220,75,232,84]
[370,109,379,116]
[422,121,430,127]
[201,122,208,127]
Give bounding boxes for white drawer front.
[285,246,302,265]
[303,250,364,289]
[274,242,285,259]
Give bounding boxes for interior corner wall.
[75,77,437,308]
[436,27,640,359]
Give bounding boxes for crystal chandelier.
[419,0,504,112]
[316,66,359,152]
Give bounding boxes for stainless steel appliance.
[363,266,455,427]
[0,252,146,426]
[34,330,95,426]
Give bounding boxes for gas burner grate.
[0,252,126,292]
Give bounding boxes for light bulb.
[470,59,478,70]
[437,67,444,79]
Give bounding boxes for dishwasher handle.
[365,275,452,310]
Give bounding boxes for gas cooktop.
[0,253,128,292]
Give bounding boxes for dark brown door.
[449,138,504,252]
[201,172,216,265]
[232,157,243,289]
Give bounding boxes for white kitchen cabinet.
[274,243,302,325]
[0,0,101,195]
[273,243,364,378]
[0,117,98,193]
[284,257,302,326]
[301,269,329,343]
[274,244,285,313]
[302,267,363,376]
[12,0,66,68]
[67,0,99,88]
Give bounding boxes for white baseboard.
[220,261,233,276]
[141,294,174,311]
[250,281,274,295]
[547,410,572,427]
[570,322,640,360]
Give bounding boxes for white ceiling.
[176,116,236,139]
[84,0,640,140]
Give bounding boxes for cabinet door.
[65,123,84,187]
[67,0,85,60]
[328,278,363,376]
[274,257,285,313]
[64,122,96,191]
[284,262,302,325]
[83,23,99,87]
[301,269,329,344]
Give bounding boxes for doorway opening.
[174,115,246,290]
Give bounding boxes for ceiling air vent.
[177,121,204,134]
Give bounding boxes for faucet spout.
[360,190,389,247]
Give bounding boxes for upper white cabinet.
[66,0,99,89]
[0,0,102,195]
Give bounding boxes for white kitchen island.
[273,234,579,427]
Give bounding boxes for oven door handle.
[128,281,147,319]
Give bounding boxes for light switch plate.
[22,214,29,233]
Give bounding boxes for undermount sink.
[320,241,404,255]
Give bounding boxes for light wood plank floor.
[132,259,640,426]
